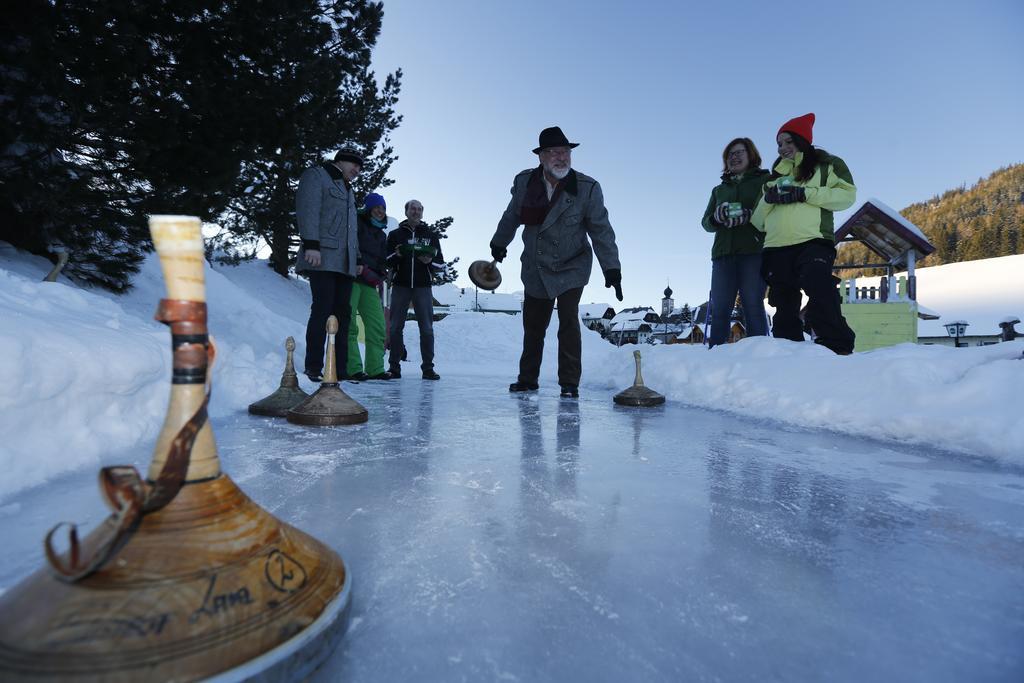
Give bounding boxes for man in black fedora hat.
[489,126,623,398]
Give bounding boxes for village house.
[682,299,747,346]
[606,307,661,346]
[580,303,616,337]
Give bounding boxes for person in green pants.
[346,192,392,381]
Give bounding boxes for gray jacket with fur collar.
[295,162,359,276]
[490,167,620,299]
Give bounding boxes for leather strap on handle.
[44,300,214,581]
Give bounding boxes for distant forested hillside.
[837,164,1023,274]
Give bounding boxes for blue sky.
[369,0,1023,309]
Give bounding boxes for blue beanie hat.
[364,193,386,211]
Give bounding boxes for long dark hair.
[721,137,762,174]
[784,133,827,183]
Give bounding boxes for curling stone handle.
[284,336,297,377]
[149,215,206,302]
[323,316,340,383]
[147,215,220,482]
[43,250,69,282]
[632,350,646,387]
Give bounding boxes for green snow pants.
[347,281,386,376]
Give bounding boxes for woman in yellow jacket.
[751,113,856,355]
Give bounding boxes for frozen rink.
[1,374,1022,682]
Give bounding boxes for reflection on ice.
[1,375,1021,682]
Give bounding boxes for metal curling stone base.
[613,387,666,407]
[286,383,369,426]
[248,385,310,417]
[208,573,352,683]
[468,260,501,291]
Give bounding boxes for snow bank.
[578,336,1024,465]
[428,312,1023,465]
[2,245,1022,502]
[0,247,309,500]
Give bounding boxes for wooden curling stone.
[468,259,501,291]
[249,336,310,417]
[613,350,665,407]
[0,215,351,682]
[287,316,368,426]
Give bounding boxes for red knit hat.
[778,113,815,145]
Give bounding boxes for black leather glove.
[763,185,783,204]
[490,243,506,262]
[604,268,623,302]
[765,185,805,205]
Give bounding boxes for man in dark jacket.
[295,145,362,382]
[385,199,444,380]
[489,126,622,398]
[347,192,391,381]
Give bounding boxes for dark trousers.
[388,285,435,372]
[519,286,584,388]
[304,271,354,376]
[762,239,855,354]
[709,253,768,346]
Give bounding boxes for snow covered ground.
[1,241,1022,500]
[912,254,1024,339]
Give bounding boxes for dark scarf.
[322,162,352,189]
[519,166,567,225]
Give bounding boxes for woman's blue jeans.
[709,253,768,346]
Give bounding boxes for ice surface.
[1,376,1021,681]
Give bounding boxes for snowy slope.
[910,254,1024,337]
[0,246,310,500]
[1,243,1022,501]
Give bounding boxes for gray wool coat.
[294,163,359,276]
[491,167,620,299]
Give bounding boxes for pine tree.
[1,0,403,289]
[836,164,1023,276]
[426,216,460,285]
[0,0,153,291]
[217,0,403,276]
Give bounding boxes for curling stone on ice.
[248,336,309,417]
[286,316,368,426]
[613,350,665,407]
[0,215,351,682]
[468,258,502,291]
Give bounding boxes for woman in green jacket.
[751,113,857,355]
[701,137,770,347]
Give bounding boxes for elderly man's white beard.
[543,163,570,180]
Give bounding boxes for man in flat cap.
[295,145,363,382]
[489,126,622,398]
